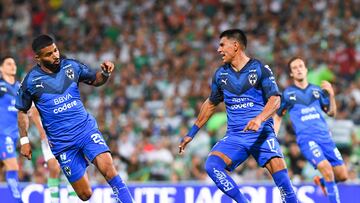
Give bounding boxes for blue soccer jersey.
[208,59,283,168]
[276,84,331,140]
[15,59,100,155]
[209,59,281,135]
[0,79,20,160]
[0,78,20,138]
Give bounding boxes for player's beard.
[42,60,60,72]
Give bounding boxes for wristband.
[187,124,200,138]
[20,137,30,145]
[101,70,111,77]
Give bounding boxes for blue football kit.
[15,59,110,182]
[276,84,344,168]
[209,59,283,170]
[0,78,20,160]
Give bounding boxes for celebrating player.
[273,57,348,203]
[15,35,134,202]
[179,29,298,203]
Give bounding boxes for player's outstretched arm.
[244,95,280,132]
[18,110,32,160]
[179,98,217,154]
[321,81,337,117]
[91,61,115,87]
[28,107,47,140]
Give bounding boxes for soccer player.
[15,35,134,202]
[0,56,23,202]
[29,107,78,203]
[179,29,298,203]
[273,57,348,203]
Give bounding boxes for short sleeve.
[209,72,223,105]
[15,81,33,112]
[320,89,330,112]
[260,65,281,99]
[276,95,288,116]
[78,62,96,85]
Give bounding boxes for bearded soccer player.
[15,35,134,202]
[179,29,298,203]
[273,57,348,203]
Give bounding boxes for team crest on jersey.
[65,68,75,80]
[312,89,320,99]
[248,72,258,86]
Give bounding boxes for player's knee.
[204,155,226,174]
[320,167,334,181]
[78,189,92,201]
[336,171,348,182]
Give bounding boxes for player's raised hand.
[321,81,334,96]
[179,136,193,155]
[20,143,32,160]
[101,61,115,74]
[243,117,262,132]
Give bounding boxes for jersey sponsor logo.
[220,72,228,76]
[7,99,17,112]
[248,72,258,86]
[54,93,73,105]
[221,78,228,85]
[62,64,72,69]
[213,168,234,191]
[312,89,320,99]
[65,68,75,80]
[230,97,254,110]
[53,100,77,114]
[300,107,320,121]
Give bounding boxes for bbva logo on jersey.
[65,68,75,80]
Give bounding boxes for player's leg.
[333,164,348,182]
[205,136,249,203]
[42,139,61,203]
[92,152,134,203]
[252,134,297,203]
[84,132,133,203]
[3,158,22,203]
[1,136,21,202]
[41,139,78,202]
[300,140,340,203]
[56,149,92,201]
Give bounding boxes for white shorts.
[41,139,55,162]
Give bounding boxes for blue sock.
[107,175,134,203]
[6,170,22,203]
[205,155,249,203]
[272,169,298,203]
[324,181,340,203]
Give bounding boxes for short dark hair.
[287,56,304,74]
[0,55,14,66]
[219,29,247,49]
[32,34,54,54]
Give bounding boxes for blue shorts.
[211,131,283,171]
[298,137,344,168]
[56,129,110,183]
[0,135,18,161]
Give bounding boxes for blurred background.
[0,0,359,189]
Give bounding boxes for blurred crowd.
[0,0,360,185]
